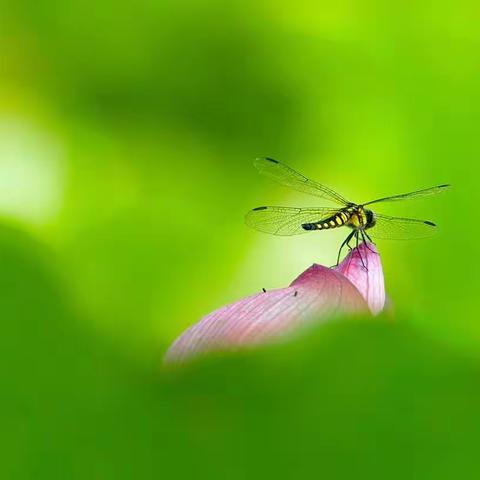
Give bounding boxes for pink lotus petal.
[334,242,385,315]
[164,244,386,363]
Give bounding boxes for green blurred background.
[1,1,480,478]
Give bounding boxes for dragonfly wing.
[245,206,339,236]
[369,213,438,240]
[254,157,351,205]
[364,184,450,206]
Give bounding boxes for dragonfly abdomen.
[302,211,350,231]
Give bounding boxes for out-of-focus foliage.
[1,0,479,478]
[2,230,480,478]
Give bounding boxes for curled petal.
[334,242,385,315]
[165,262,369,364]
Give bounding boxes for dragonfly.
[245,157,450,266]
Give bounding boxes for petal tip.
[334,241,385,315]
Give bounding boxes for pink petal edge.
[334,242,385,315]
[165,243,385,363]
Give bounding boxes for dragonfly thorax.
[346,206,376,231]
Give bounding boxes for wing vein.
[364,184,450,206]
[369,213,437,240]
[255,157,351,205]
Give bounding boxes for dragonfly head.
[364,208,376,229]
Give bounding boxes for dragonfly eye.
[365,209,376,228]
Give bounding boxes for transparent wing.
[369,213,438,240]
[364,184,450,206]
[245,206,339,236]
[254,157,351,205]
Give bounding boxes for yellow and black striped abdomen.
[302,210,350,231]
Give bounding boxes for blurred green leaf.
[2,1,480,477]
[2,224,480,478]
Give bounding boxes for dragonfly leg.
[346,234,354,251]
[356,231,368,270]
[334,230,355,267]
[361,230,377,254]
[364,230,376,247]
